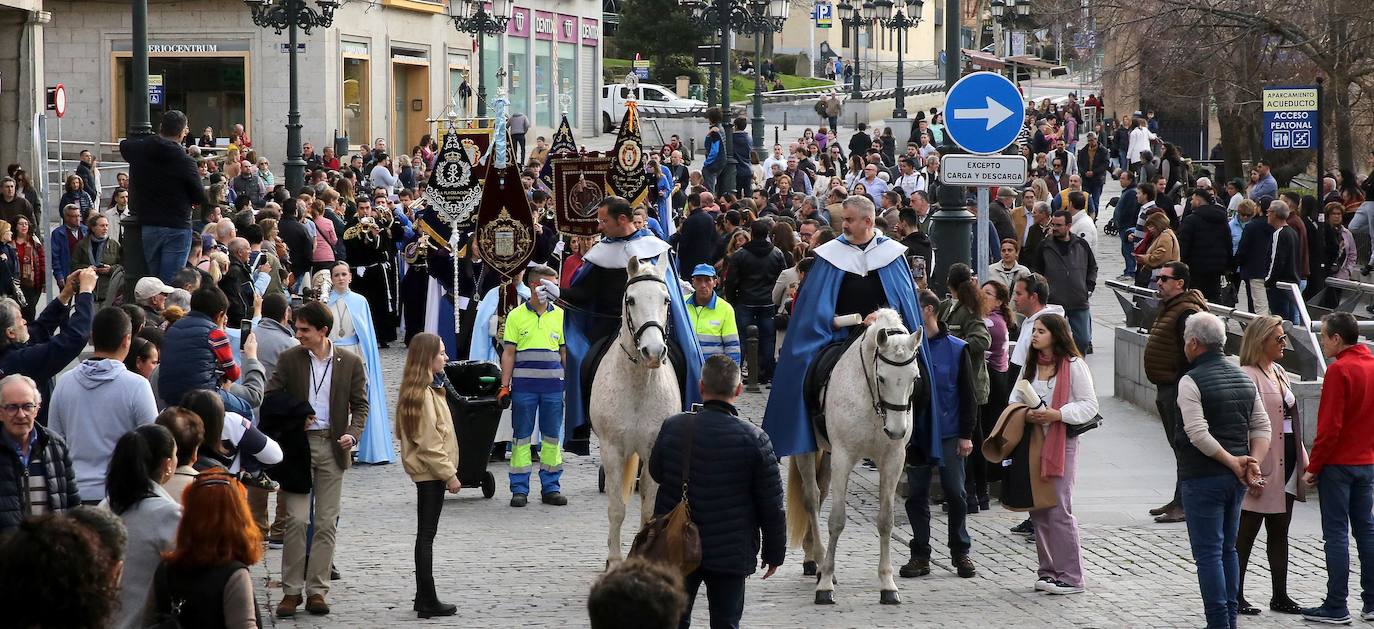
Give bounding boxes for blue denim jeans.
[141,225,193,284]
[905,438,971,559]
[1064,308,1092,354]
[1120,230,1138,276]
[734,305,776,381]
[1181,474,1246,629]
[1266,287,1299,325]
[1317,464,1374,614]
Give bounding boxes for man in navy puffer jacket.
[649,354,785,629]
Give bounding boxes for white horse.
[786,308,924,605]
[591,253,681,564]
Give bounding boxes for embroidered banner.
[423,125,486,228]
[551,154,612,236]
[475,162,536,280]
[608,101,648,207]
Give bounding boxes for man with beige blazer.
[266,300,368,618]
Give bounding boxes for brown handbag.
[629,415,702,576]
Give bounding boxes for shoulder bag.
[628,415,702,576]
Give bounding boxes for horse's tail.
[786,458,808,549]
[620,453,640,505]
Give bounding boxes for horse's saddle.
[803,332,864,445]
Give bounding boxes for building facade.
[0,0,45,172]
[43,0,601,166]
[773,0,940,79]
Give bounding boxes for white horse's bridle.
[618,272,670,364]
[860,326,922,417]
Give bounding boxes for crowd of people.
[2,94,1374,629]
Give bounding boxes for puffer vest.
[1143,289,1207,385]
[158,311,219,406]
[1176,351,1256,480]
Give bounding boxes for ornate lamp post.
[989,0,1031,60]
[837,1,872,100]
[244,0,339,195]
[872,0,922,118]
[679,0,785,192]
[448,0,512,121]
[743,0,789,159]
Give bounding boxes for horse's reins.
[618,273,671,364]
[860,326,921,417]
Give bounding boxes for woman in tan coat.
[1134,212,1179,287]
[395,332,461,618]
[1234,316,1308,616]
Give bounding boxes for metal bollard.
[773,126,779,147]
[782,111,788,131]
[745,325,761,392]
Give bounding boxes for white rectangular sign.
[939,155,1027,187]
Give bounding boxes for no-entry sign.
[46,83,66,118]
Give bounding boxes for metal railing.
[1105,279,1332,380]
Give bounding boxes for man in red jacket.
[1301,312,1374,624]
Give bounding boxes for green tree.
[614,0,705,62]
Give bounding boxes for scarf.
[1037,353,1071,479]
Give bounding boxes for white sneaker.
[1360,609,1374,621]
[1043,580,1085,595]
[1033,577,1054,592]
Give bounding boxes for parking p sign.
[1263,87,1318,151]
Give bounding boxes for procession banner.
[608,101,648,206]
[475,163,537,280]
[538,112,579,190]
[551,154,612,236]
[423,125,484,230]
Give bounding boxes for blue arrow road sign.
[943,71,1026,155]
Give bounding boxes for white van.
[600,82,707,132]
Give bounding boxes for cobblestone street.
[252,315,1346,628]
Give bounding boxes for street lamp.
[679,0,785,192]
[743,0,789,159]
[244,0,340,196]
[448,0,512,120]
[837,1,870,100]
[872,0,922,118]
[989,0,1030,57]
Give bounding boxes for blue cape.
[328,289,395,464]
[761,247,942,460]
[563,236,703,436]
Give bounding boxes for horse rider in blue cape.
[762,194,943,460]
[539,196,704,456]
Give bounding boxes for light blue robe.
[327,288,395,464]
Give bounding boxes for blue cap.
[690,264,717,278]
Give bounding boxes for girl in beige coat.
[1234,316,1308,616]
[395,332,461,618]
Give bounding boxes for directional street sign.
[942,71,1025,155]
[939,155,1028,187]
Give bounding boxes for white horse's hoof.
[814,591,835,605]
[879,590,901,605]
[802,561,817,576]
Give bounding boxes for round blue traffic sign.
[942,71,1025,155]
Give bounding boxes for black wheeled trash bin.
[443,360,503,499]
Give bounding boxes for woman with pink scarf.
[1019,313,1100,595]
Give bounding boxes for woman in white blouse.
[1020,313,1099,595]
